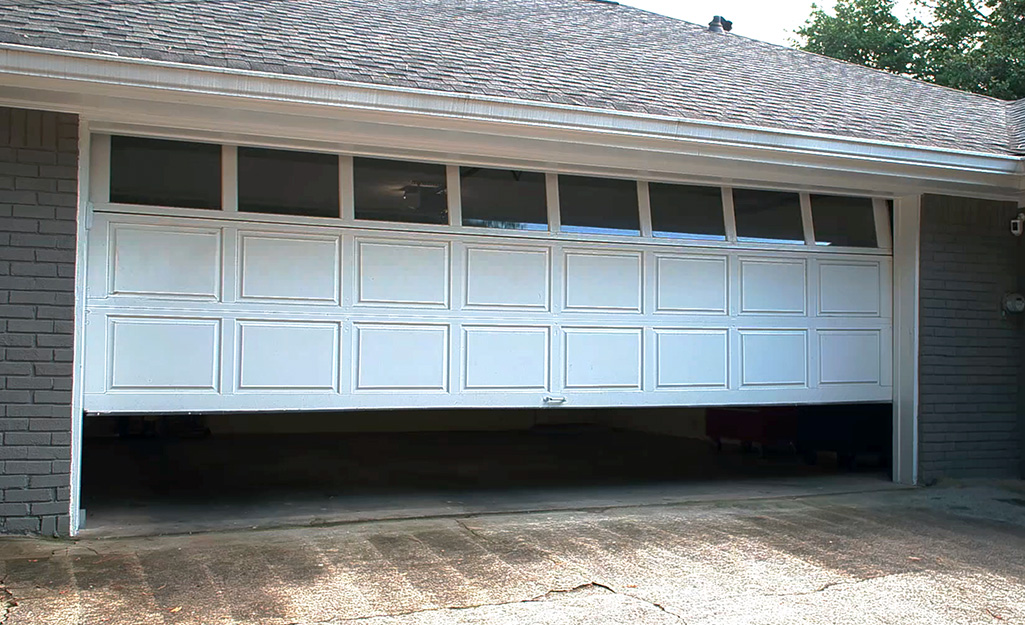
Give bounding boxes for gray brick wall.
[919,194,1024,481]
[0,107,78,536]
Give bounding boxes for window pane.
[811,195,877,248]
[238,147,339,218]
[733,189,804,244]
[110,136,221,209]
[649,183,725,240]
[354,157,448,225]
[559,175,639,236]
[461,167,547,231]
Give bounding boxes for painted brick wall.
[919,194,1024,481]
[0,107,78,536]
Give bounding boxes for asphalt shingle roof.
[1010,99,1025,154]
[0,0,1021,156]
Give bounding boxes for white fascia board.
[0,43,1022,198]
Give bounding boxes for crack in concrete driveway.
[1,485,1024,624]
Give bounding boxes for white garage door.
[80,135,893,413]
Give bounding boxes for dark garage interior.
[80,405,893,536]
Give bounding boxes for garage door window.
[559,175,640,236]
[733,189,805,245]
[110,136,221,210]
[238,147,340,218]
[649,182,726,241]
[354,157,448,225]
[461,168,548,231]
[811,195,877,248]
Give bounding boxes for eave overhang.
[0,44,1022,202]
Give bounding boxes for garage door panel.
[357,240,449,307]
[563,327,642,389]
[108,224,221,299]
[238,233,340,304]
[655,255,728,314]
[237,321,339,391]
[355,323,449,391]
[740,258,806,314]
[465,246,550,310]
[819,330,882,384]
[108,316,220,391]
[655,329,728,389]
[564,251,642,312]
[740,330,807,387]
[85,213,893,411]
[463,325,549,390]
[818,261,881,316]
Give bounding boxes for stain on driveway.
[1,484,1023,624]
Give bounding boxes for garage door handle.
[543,396,567,405]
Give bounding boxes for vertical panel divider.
[873,198,893,249]
[807,260,820,390]
[550,241,565,397]
[722,186,737,242]
[89,133,110,205]
[450,240,465,314]
[446,165,461,227]
[340,232,355,395]
[220,314,236,396]
[546,173,561,234]
[800,192,815,245]
[222,145,238,213]
[728,253,742,390]
[638,181,653,237]
[643,327,656,392]
[221,226,238,304]
[339,155,355,222]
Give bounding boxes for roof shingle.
[1009,99,1025,154]
[0,0,1020,155]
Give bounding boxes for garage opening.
[76,133,899,535]
[80,404,892,536]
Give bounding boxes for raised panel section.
[357,240,449,307]
[237,321,339,391]
[108,317,219,390]
[355,323,449,391]
[740,258,806,314]
[655,255,728,314]
[564,251,642,312]
[818,262,881,316]
[465,246,550,310]
[563,327,642,389]
[819,330,881,384]
[463,326,549,390]
[109,225,221,298]
[655,329,728,389]
[740,330,807,387]
[239,233,340,304]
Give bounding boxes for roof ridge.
[609,0,1010,106]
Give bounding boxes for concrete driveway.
[1,483,1024,624]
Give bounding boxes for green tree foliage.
[795,0,1025,100]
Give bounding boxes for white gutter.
[0,43,1023,189]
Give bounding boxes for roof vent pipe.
[708,15,732,33]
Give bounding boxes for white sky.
[618,1,921,47]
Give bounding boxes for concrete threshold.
[80,473,904,539]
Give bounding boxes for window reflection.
[649,182,726,241]
[354,157,448,225]
[559,175,639,236]
[733,189,805,244]
[461,167,547,231]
